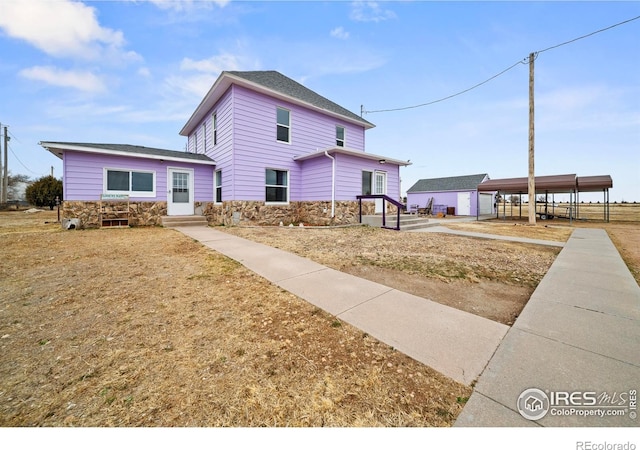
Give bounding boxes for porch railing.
[356,195,406,231]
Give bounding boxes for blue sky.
[0,0,638,201]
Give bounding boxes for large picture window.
[276,107,290,143]
[105,169,155,197]
[265,169,288,203]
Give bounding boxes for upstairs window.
[276,107,290,143]
[105,169,155,197]
[266,169,288,203]
[202,121,207,153]
[336,126,345,147]
[212,112,217,146]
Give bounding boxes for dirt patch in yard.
[347,266,529,325]
[223,226,561,326]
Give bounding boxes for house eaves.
[293,146,411,167]
[39,142,216,166]
[179,71,375,137]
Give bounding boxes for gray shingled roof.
[226,71,374,128]
[41,142,214,163]
[407,174,489,193]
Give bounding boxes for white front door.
[167,168,194,216]
[374,171,387,213]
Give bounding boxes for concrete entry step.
[161,215,208,228]
[361,214,432,231]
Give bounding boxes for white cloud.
[138,67,152,77]
[350,1,396,23]
[19,66,106,93]
[330,27,350,40]
[146,0,229,11]
[179,53,244,73]
[0,0,138,61]
[166,52,257,99]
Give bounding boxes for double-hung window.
[212,112,217,146]
[336,126,345,147]
[276,107,290,143]
[202,121,207,153]
[105,169,155,197]
[215,170,222,203]
[265,169,288,203]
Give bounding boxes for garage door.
[479,193,493,215]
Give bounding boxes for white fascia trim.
[39,142,217,166]
[293,146,412,167]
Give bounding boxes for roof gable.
[407,174,489,193]
[180,70,374,136]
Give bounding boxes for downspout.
[324,151,336,218]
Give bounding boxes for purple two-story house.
[41,71,410,228]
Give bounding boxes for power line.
[537,14,640,54]
[8,143,39,176]
[363,15,640,115]
[363,59,527,114]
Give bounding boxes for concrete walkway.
[175,226,508,386]
[455,227,640,427]
[410,225,565,248]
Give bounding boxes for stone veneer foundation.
[62,200,382,228]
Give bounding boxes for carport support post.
[527,53,536,225]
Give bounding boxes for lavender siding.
[62,150,213,202]
[334,153,401,201]
[407,190,480,216]
[186,84,396,203]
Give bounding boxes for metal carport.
[477,174,612,222]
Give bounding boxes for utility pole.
[2,126,8,204]
[528,52,536,225]
[0,123,3,203]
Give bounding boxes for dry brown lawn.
[2,209,637,428]
[0,210,470,427]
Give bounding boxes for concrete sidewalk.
[410,225,565,248]
[175,226,508,386]
[455,227,640,427]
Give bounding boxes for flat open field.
[0,210,470,427]
[494,202,640,222]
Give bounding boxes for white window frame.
[214,169,222,204]
[336,125,345,147]
[374,170,387,195]
[202,121,207,153]
[265,168,289,204]
[104,168,156,197]
[276,107,291,144]
[194,128,199,153]
[362,170,373,196]
[212,112,217,146]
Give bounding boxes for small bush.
[25,176,62,210]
